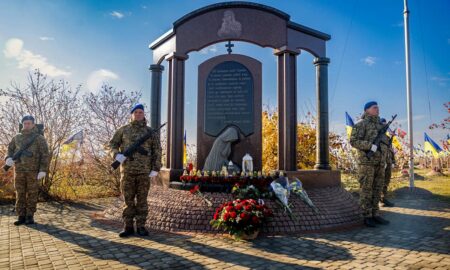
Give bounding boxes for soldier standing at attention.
[109,104,161,237]
[5,116,49,225]
[380,118,396,207]
[350,101,390,227]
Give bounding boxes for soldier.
[109,104,161,237]
[380,118,395,207]
[350,101,390,227]
[5,115,49,225]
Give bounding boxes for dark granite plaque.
[204,61,254,136]
[197,54,262,171]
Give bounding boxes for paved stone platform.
[103,185,362,234]
[0,193,449,269]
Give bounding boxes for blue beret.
[21,115,35,123]
[380,118,386,123]
[364,101,378,111]
[130,104,144,114]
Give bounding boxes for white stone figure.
[217,10,242,38]
[242,153,253,175]
[203,126,239,171]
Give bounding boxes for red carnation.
[252,216,260,224]
[226,206,234,212]
[189,185,200,194]
[240,212,249,220]
[230,212,237,219]
[235,204,243,211]
[245,205,252,211]
[223,213,230,221]
[213,213,219,220]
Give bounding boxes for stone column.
[275,47,299,172]
[149,64,164,129]
[314,57,331,170]
[166,53,187,170]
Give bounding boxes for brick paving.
[104,186,362,234]
[0,193,449,269]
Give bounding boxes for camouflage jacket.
[350,113,389,165]
[386,138,396,165]
[7,126,49,172]
[109,119,162,174]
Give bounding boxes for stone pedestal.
[285,170,341,189]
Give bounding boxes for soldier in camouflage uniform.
[5,115,49,226]
[380,118,395,207]
[109,104,161,237]
[350,101,390,227]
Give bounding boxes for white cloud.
[393,22,403,27]
[200,45,218,54]
[3,38,71,77]
[361,56,377,66]
[39,36,54,41]
[86,69,119,91]
[431,76,449,86]
[110,11,124,19]
[141,5,147,9]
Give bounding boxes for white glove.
[37,172,46,180]
[149,171,158,178]
[5,158,14,167]
[115,154,126,164]
[370,144,378,152]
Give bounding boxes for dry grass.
[342,168,450,203]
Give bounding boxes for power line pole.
[403,0,415,189]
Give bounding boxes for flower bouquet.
[189,185,213,207]
[289,178,319,213]
[210,199,273,240]
[270,176,297,220]
[231,184,261,200]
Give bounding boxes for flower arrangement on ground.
[210,198,273,240]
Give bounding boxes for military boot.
[14,216,26,226]
[119,226,134,238]
[136,226,149,236]
[382,198,395,207]
[372,215,390,225]
[25,215,35,225]
[363,217,377,227]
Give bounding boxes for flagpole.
[403,0,414,189]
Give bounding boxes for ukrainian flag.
[424,133,442,158]
[61,130,83,153]
[345,112,354,138]
[183,130,187,165]
[385,129,402,150]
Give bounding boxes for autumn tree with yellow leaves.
[262,108,342,172]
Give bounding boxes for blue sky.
[0,0,448,147]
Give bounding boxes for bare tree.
[83,84,142,192]
[0,70,85,198]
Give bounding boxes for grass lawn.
[342,168,450,203]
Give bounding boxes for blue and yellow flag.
[345,112,354,138]
[183,130,187,165]
[424,133,442,158]
[61,130,83,153]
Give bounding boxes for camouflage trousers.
[382,163,392,200]
[358,163,385,217]
[121,172,150,227]
[14,171,39,217]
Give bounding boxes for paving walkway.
[1,192,449,269]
